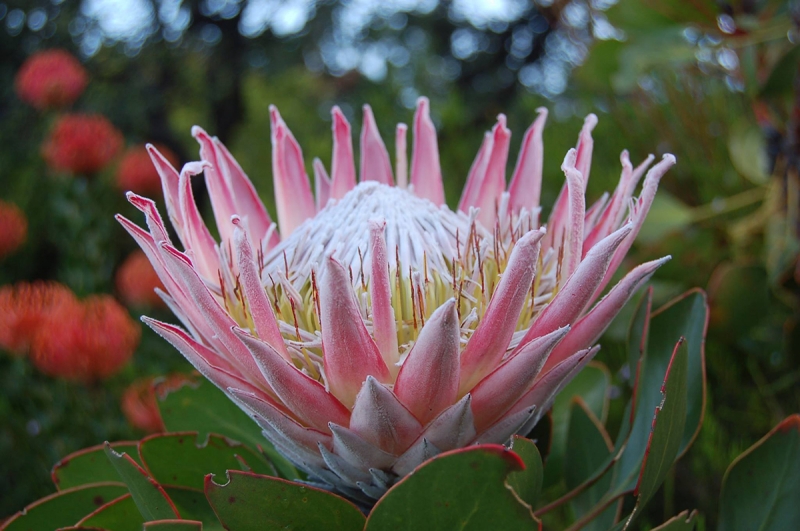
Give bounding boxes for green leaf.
[614,290,707,492]
[76,494,145,531]
[728,121,770,185]
[653,510,698,530]
[157,379,297,480]
[544,362,611,486]
[566,399,616,531]
[52,442,140,491]
[205,470,365,531]
[719,415,800,531]
[0,484,128,531]
[143,520,204,531]
[104,443,180,521]
[625,339,689,528]
[164,488,222,531]
[366,446,538,530]
[627,288,653,390]
[508,436,544,508]
[139,432,275,491]
[760,45,800,98]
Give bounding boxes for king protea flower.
[118,98,674,503]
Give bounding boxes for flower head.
[0,281,76,355]
[30,294,140,382]
[43,114,123,175]
[0,200,28,259]
[120,98,674,503]
[116,249,167,308]
[15,49,88,110]
[116,144,180,196]
[121,377,165,433]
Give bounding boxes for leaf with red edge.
[624,338,689,529]
[143,520,203,531]
[719,414,800,531]
[366,445,538,530]
[76,494,144,531]
[104,443,180,521]
[52,442,140,491]
[205,470,365,531]
[652,510,698,530]
[0,483,128,531]
[507,436,544,508]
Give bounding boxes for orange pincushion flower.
[0,281,76,355]
[121,377,165,433]
[42,114,124,175]
[30,294,140,382]
[15,49,88,110]
[0,201,28,259]
[116,144,179,196]
[116,250,166,308]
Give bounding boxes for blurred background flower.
[14,49,87,110]
[42,114,123,175]
[120,376,165,433]
[115,249,166,308]
[115,144,179,196]
[0,200,27,259]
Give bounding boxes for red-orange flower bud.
[42,114,124,175]
[15,49,88,110]
[30,295,140,382]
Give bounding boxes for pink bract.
[118,98,674,504]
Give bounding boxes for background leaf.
[508,435,544,508]
[52,442,139,491]
[104,444,179,521]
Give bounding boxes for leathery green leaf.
[719,414,800,531]
[104,443,180,521]
[143,520,203,531]
[652,510,698,530]
[138,432,275,491]
[0,483,128,531]
[624,339,689,529]
[52,441,140,491]
[366,445,539,530]
[508,435,544,508]
[566,398,616,531]
[205,470,365,531]
[76,494,144,531]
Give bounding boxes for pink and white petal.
[178,162,220,283]
[544,256,670,373]
[473,115,511,228]
[595,154,676,298]
[320,256,391,408]
[147,144,184,240]
[359,104,394,186]
[270,105,316,236]
[368,220,399,371]
[231,218,290,360]
[516,223,632,350]
[458,131,492,214]
[126,193,173,246]
[459,229,545,393]
[410,97,445,205]
[233,326,351,432]
[395,123,408,188]
[318,444,371,487]
[313,158,331,212]
[229,388,332,452]
[561,149,586,282]
[213,138,279,249]
[350,376,422,455]
[508,108,547,213]
[574,114,598,186]
[471,405,536,445]
[418,394,476,451]
[392,438,441,477]
[394,299,460,424]
[143,317,263,398]
[158,243,270,385]
[192,126,239,245]
[470,326,569,431]
[330,424,397,471]
[330,106,357,200]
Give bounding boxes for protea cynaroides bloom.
[117,98,674,504]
